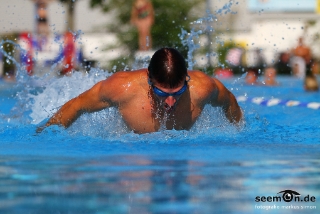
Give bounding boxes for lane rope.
[236,96,320,110]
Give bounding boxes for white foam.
[28,69,110,124]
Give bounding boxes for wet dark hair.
[148,48,187,88]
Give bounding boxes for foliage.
[89,0,205,70]
[0,33,19,75]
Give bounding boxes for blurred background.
[0,0,320,79]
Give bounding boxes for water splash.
[0,39,30,80]
[178,1,236,70]
[1,2,250,139]
[179,28,202,70]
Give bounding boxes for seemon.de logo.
[255,190,316,203]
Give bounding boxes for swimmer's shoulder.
[188,70,217,87]
[102,69,147,85]
[98,69,147,99]
[188,70,219,100]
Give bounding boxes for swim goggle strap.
[148,75,190,97]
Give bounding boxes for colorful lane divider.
[236,96,320,110]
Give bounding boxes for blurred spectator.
[247,48,266,75]
[291,37,312,78]
[60,32,76,75]
[225,47,245,75]
[304,58,319,91]
[45,32,79,76]
[243,48,266,85]
[19,32,34,75]
[214,67,233,79]
[274,52,292,75]
[264,66,278,86]
[290,56,305,78]
[304,76,319,91]
[292,37,311,63]
[131,0,154,51]
[34,0,50,51]
[245,68,259,85]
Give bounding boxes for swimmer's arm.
[210,78,243,124]
[41,81,112,130]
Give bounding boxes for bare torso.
[102,69,215,133]
[44,68,242,133]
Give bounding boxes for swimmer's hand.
[36,119,50,133]
[36,125,46,133]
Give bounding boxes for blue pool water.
[0,71,319,214]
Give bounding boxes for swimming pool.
[0,71,319,214]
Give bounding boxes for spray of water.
[179,1,236,70]
[1,2,249,140]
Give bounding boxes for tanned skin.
[41,69,242,134]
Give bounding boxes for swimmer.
[245,68,259,85]
[304,57,319,91]
[264,67,278,86]
[304,76,319,91]
[39,48,243,134]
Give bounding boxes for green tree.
[90,0,205,70]
[1,33,19,78]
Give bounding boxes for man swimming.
[40,48,243,134]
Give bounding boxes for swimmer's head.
[304,76,319,91]
[245,68,259,85]
[148,47,187,88]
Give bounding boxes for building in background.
[0,0,320,71]
[203,0,320,67]
[0,0,119,72]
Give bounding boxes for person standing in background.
[43,31,78,76]
[60,31,77,75]
[304,55,319,91]
[291,37,318,91]
[35,0,50,50]
[291,37,312,78]
[274,52,292,75]
[131,0,154,51]
[292,37,311,64]
[19,32,34,75]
